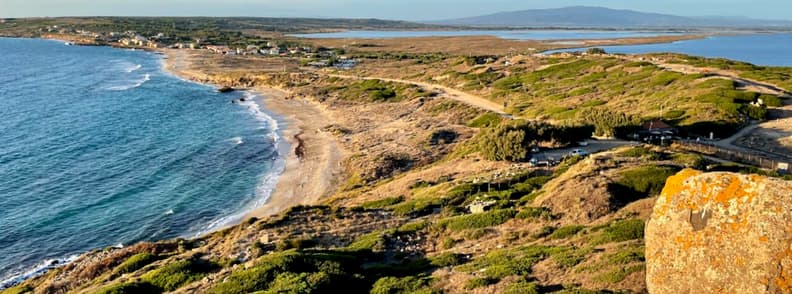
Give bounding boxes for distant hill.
[432,6,792,28]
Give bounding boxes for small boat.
[64,42,74,46]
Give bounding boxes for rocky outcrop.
[646,169,792,293]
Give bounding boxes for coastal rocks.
[217,86,235,93]
[646,169,792,293]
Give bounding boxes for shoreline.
[160,48,344,220]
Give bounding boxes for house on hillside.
[638,120,677,144]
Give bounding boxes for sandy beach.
[161,49,344,219]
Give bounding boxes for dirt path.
[327,73,509,115]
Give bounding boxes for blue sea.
[0,38,283,287]
[545,33,792,66]
[292,29,683,40]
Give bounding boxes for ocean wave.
[191,92,286,236]
[228,136,244,145]
[237,92,281,147]
[0,255,79,290]
[126,64,142,73]
[106,74,150,91]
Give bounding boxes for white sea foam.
[191,92,286,236]
[106,74,150,91]
[0,255,79,290]
[237,92,280,146]
[165,209,175,215]
[228,136,244,145]
[126,64,142,73]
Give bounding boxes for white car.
[569,149,589,157]
[578,141,589,147]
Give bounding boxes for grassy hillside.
[4,145,725,294]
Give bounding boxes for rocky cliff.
[646,169,792,293]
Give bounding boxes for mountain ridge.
[431,6,792,28]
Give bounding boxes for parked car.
[578,140,589,147]
[568,149,589,157]
[529,155,559,167]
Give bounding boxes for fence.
[673,140,790,173]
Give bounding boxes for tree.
[577,108,639,138]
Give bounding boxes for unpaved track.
[327,74,508,115]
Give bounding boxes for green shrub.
[478,120,592,162]
[468,113,503,128]
[115,253,159,275]
[265,272,331,293]
[577,108,640,138]
[208,250,364,294]
[759,94,783,107]
[618,147,664,160]
[458,246,557,279]
[361,197,403,210]
[616,166,679,197]
[276,238,317,251]
[548,225,585,240]
[595,264,645,283]
[96,282,160,294]
[664,110,686,119]
[391,198,442,216]
[347,230,389,251]
[590,219,645,245]
[141,259,217,292]
[438,209,516,231]
[740,104,767,120]
[429,252,466,267]
[465,277,497,290]
[551,248,590,268]
[2,285,34,294]
[504,280,539,294]
[441,238,458,250]
[606,247,646,265]
[671,153,706,169]
[370,276,435,294]
[533,226,556,239]
[398,221,428,233]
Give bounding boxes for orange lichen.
[661,169,703,203]
[657,169,703,216]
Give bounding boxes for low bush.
[468,113,503,128]
[429,252,466,267]
[504,280,539,294]
[141,258,218,292]
[759,94,783,107]
[347,231,388,251]
[595,264,645,283]
[465,277,497,290]
[551,248,590,268]
[478,120,592,162]
[371,276,435,294]
[548,225,585,240]
[360,196,403,210]
[606,247,646,265]
[590,219,645,245]
[457,246,558,279]
[616,166,679,197]
[618,147,664,160]
[96,282,160,294]
[114,253,159,275]
[438,209,516,231]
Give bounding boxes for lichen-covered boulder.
[646,169,792,293]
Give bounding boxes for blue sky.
[2,0,790,21]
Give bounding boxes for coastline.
[160,48,344,220]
